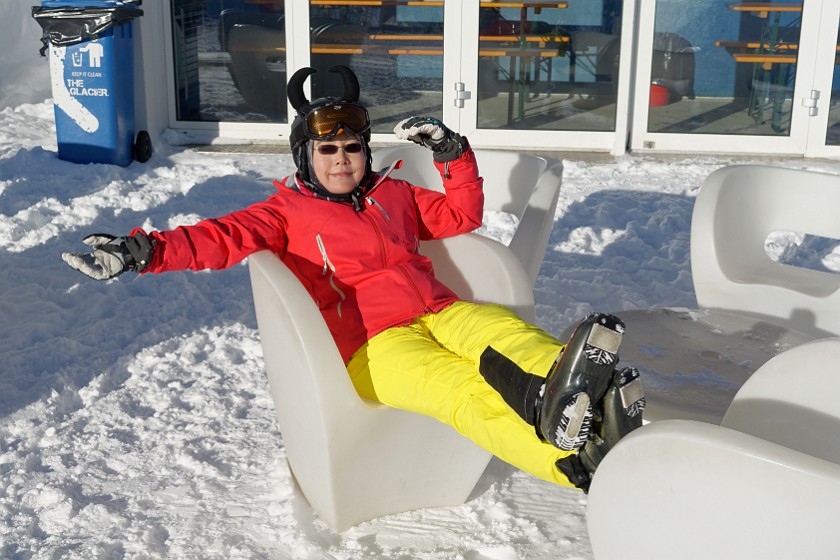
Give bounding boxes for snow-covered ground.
[3,99,840,559]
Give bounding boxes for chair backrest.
[220,9,283,51]
[227,24,287,114]
[373,144,546,216]
[570,30,620,80]
[691,165,840,338]
[372,145,563,285]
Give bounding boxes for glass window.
[476,1,623,132]
[171,0,287,123]
[825,17,840,145]
[648,0,802,136]
[308,1,444,134]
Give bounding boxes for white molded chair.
[248,149,563,532]
[691,165,840,338]
[587,337,840,560]
[603,165,840,423]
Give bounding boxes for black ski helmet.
[287,65,373,207]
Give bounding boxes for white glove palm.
[394,116,467,163]
[62,233,153,281]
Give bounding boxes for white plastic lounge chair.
[598,165,840,423]
[587,337,840,560]
[248,149,563,531]
[691,165,840,337]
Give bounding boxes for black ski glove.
[62,232,154,280]
[394,116,468,163]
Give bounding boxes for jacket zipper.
[362,202,433,314]
[367,196,390,222]
[363,202,389,269]
[315,234,346,318]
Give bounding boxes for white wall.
[133,1,169,146]
[1,0,53,110]
[1,1,170,148]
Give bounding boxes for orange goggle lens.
[305,103,370,139]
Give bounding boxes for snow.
[6,102,840,559]
[4,6,840,557]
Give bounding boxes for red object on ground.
[649,83,670,106]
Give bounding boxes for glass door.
[165,0,637,152]
[169,0,287,123]
[453,0,635,154]
[629,0,831,156]
[306,1,448,135]
[803,1,840,157]
[165,0,451,140]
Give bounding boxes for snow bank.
[3,97,840,558]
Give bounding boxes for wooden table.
[720,3,803,131]
[308,42,565,58]
[725,2,802,18]
[478,3,570,123]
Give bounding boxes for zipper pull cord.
[350,192,363,212]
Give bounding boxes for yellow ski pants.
[347,301,577,487]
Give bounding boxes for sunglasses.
[315,143,363,155]
[305,102,370,140]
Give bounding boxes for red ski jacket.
[138,149,484,363]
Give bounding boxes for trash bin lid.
[39,0,140,7]
[32,3,143,47]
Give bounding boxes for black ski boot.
[556,366,646,492]
[536,313,625,451]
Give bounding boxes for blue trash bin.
[32,1,147,166]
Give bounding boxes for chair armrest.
[508,160,563,285]
[587,419,840,560]
[248,251,359,408]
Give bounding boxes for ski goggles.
[304,102,370,140]
[315,143,364,155]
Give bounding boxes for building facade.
[134,1,840,157]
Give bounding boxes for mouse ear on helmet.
[287,67,317,111]
[329,65,360,103]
